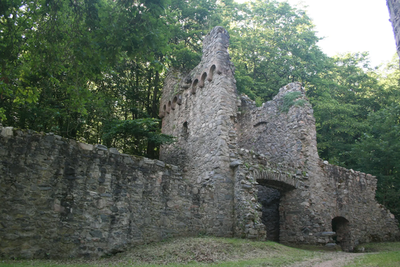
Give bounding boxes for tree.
[220,0,326,103]
[351,105,400,219]
[307,53,380,166]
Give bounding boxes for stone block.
[95,144,108,151]
[109,147,120,154]
[1,127,13,138]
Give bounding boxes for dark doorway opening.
[257,185,281,242]
[332,216,352,251]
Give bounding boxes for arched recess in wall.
[171,96,178,110]
[191,79,199,94]
[208,65,216,81]
[161,104,167,117]
[182,121,189,140]
[199,72,207,88]
[167,101,171,114]
[332,217,352,252]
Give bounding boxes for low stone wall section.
[324,163,399,245]
[0,126,197,259]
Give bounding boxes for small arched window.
[167,101,171,113]
[171,96,178,110]
[208,65,216,81]
[191,79,199,94]
[199,72,207,88]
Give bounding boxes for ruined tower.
[159,27,244,237]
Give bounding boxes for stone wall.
[234,83,400,251]
[0,126,197,259]
[387,0,400,61]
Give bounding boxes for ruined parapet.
[238,82,318,167]
[387,0,400,62]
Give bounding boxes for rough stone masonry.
[0,26,399,259]
[159,26,399,251]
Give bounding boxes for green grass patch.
[345,251,400,267]
[0,237,317,267]
[280,91,305,113]
[3,239,400,267]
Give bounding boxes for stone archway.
[332,216,352,251]
[257,185,281,241]
[256,180,296,242]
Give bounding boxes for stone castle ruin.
[0,26,399,259]
[158,27,399,250]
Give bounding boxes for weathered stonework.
[0,26,399,259]
[387,0,400,60]
[160,26,400,251]
[0,127,196,258]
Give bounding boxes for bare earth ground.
[288,252,364,267]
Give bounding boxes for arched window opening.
[182,121,189,140]
[191,79,199,94]
[199,72,207,88]
[167,101,171,113]
[182,77,192,89]
[171,96,178,110]
[177,94,182,105]
[208,65,216,81]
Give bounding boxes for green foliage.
[308,53,381,166]
[346,251,400,267]
[280,91,303,112]
[0,0,214,157]
[221,0,327,102]
[103,118,175,157]
[350,105,400,219]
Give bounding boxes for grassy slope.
[1,238,399,267]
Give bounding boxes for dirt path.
[288,252,364,267]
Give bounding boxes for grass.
[344,251,400,267]
[1,238,400,267]
[344,242,400,267]
[0,237,317,267]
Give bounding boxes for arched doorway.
[332,216,352,251]
[256,180,296,242]
[257,185,281,241]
